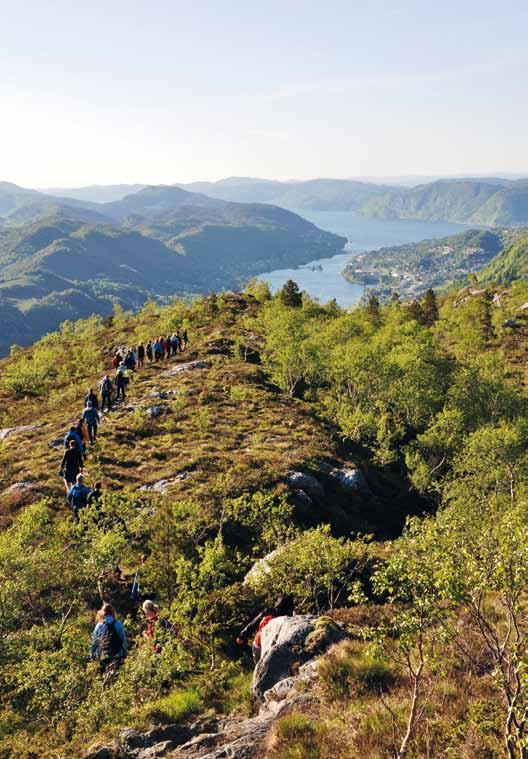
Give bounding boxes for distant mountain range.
[177,177,394,211]
[36,176,528,226]
[41,184,148,203]
[0,183,345,354]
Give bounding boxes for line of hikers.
[58,328,190,493]
[111,331,189,373]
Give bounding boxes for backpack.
[100,378,112,393]
[96,620,123,661]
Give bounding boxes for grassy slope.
[0,294,336,525]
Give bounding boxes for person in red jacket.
[236,595,294,663]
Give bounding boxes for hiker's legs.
[252,643,261,664]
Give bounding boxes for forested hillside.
[0,275,527,758]
[361,178,528,225]
[482,235,528,284]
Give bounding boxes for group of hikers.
[91,599,176,679]
[55,325,293,681]
[90,594,294,680]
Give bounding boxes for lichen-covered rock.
[139,472,189,493]
[243,547,282,585]
[2,481,33,496]
[252,614,348,699]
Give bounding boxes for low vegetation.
[0,273,527,757]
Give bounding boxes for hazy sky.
[1,0,527,187]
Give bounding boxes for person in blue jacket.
[91,602,128,674]
[64,425,83,453]
[82,401,100,444]
[67,474,92,519]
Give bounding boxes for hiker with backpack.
[82,401,100,444]
[115,366,128,401]
[60,439,84,492]
[182,329,188,350]
[85,388,99,410]
[146,341,153,363]
[236,594,294,663]
[137,343,145,368]
[141,600,175,652]
[91,602,128,675]
[64,425,83,454]
[67,473,92,519]
[112,352,123,370]
[99,375,113,412]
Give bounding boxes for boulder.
[148,391,169,400]
[146,406,169,418]
[318,462,367,493]
[329,466,366,492]
[252,615,316,698]
[286,471,324,500]
[83,744,121,759]
[517,302,528,312]
[252,615,348,699]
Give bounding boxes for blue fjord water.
[257,210,467,307]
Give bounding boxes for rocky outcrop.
[162,361,209,378]
[139,472,190,493]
